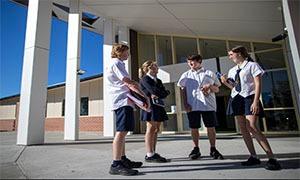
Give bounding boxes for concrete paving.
[0,131,300,179]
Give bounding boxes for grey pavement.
[0,131,300,179]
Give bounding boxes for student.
[220,46,281,170]
[107,44,150,176]
[177,54,224,160]
[139,60,170,163]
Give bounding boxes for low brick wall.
[0,116,103,132]
[0,119,16,131]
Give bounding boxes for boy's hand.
[200,84,211,96]
[220,74,228,84]
[184,103,192,112]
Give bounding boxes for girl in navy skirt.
[139,60,170,163]
[220,46,281,170]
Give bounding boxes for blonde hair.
[111,43,129,59]
[139,60,157,79]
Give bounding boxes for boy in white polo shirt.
[177,54,224,160]
[107,44,150,176]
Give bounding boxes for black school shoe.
[210,149,224,160]
[145,153,168,163]
[189,147,201,160]
[122,157,143,168]
[241,156,261,166]
[109,163,138,176]
[265,158,281,170]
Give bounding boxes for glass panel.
[138,34,155,66]
[199,39,227,59]
[163,83,176,113]
[228,41,251,52]
[174,37,198,64]
[265,109,298,131]
[255,49,286,69]
[253,42,281,51]
[80,97,89,116]
[163,114,178,131]
[262,70,293,108]
[62,99,65,116]
[156,36,173,66]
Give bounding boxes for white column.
[17,0,52,145]
[64,0,82,140]
[118,26,131,75]
[103,19,116,137]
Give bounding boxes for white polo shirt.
[227,60,264,98]
[106,58,134,110]
[177,67,221,112]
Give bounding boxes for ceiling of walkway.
[53,0,284,42]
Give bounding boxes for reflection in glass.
[265,110,298,131]
[199,39,227,59]
[163,83,176,113]
[163,114,178,131]
[253,42,281,51]
[138,34,155,66]
[156,36,173,66]
[255,50,286,70]
[174,37,197,63]
[262,70,293,108]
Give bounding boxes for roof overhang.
[51,0,284,42]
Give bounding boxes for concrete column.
[118,26,131,75]
[64,0,82,140]
[282,0,300,127]
[17,0,52,145]
[103,19,116,137]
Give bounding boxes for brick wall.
[0,119,16,131]
[0,116,103,132]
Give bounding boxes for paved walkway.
[0,131,300,179]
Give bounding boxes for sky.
[0,0,103,99]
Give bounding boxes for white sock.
[147,152,154,157]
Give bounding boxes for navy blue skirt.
[227,94,264,118]
[141,104,168,122]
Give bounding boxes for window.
[262,70,293,108]
[156,36,173,66]
[199,39,227,59]
[80,97,89,116]
[174,37,198,63]
[62,99,65,116]
[253,42,281,51]
[255,50,286,70]
[138,34,155,66]
[264,110,298,131]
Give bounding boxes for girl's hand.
[251,100,260,115]
[220,74,228,84]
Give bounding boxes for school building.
[0,0,299,145]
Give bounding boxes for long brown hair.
[111,44,129,59]
[139,60,157,79]
[230,46,250,59]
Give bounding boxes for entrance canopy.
[51,0,283,41]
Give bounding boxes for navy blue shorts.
[230,94,264,117]
[114,106,134,131]
[187,111,217,128]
